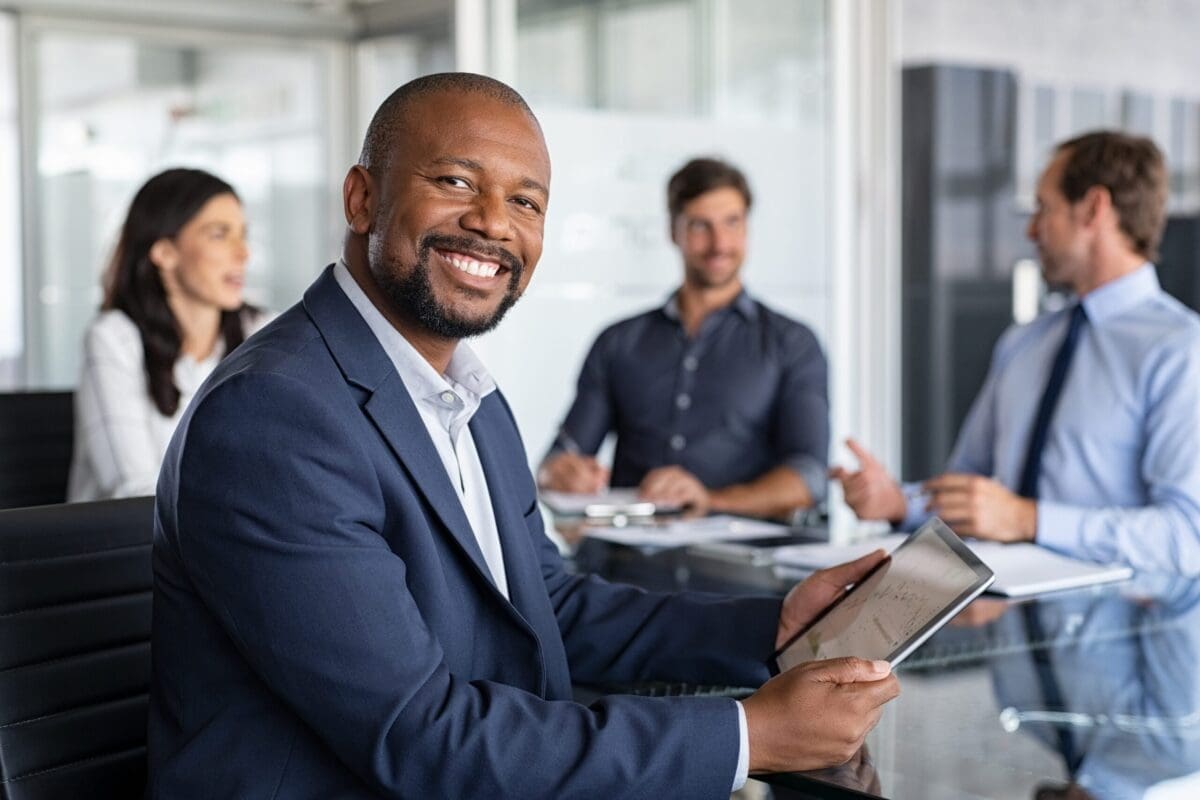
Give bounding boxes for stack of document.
[771,534,1133,597]
[582,515,790,548]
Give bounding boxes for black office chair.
[0,497,154,799]
[0,392,75,510]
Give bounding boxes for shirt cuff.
[1035,500,1086,556]
[732,700,750,791]
[783,454,829,505]
[899,481,932,531]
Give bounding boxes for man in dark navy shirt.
[539,158,829,519]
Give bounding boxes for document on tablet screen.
[775,519,993,670]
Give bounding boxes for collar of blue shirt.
[1079,262,1158,324]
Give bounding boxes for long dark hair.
[102,168,250,416]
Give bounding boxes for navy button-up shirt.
[550,290,830,501]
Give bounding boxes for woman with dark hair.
[67,168,271,501]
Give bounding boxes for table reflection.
[557,527,1200,799]
[984,575,1200,799]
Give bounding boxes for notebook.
[771,534,1133,597]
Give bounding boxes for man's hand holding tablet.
[742,519,994,773]
[774,519,995,670]
[775,549,894,652]
[742,550,901,773]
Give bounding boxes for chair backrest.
[0,497,154,799]
[0,393,75,510]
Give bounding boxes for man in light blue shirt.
[833,131,1200,575]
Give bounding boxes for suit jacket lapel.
[363,377,500,584]
[303,266,496,588]
[469,401,553,632]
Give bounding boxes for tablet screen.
[774,518,994,671]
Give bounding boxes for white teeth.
[445,252,499,278]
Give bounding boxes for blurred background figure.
[832,132,1200,577]
[539,157,829,521]
[67,168,270,501]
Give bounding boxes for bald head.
[341,72,549,353]
[359,72,539,174]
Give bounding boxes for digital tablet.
[773,518,994,672]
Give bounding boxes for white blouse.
[67,308,269,502]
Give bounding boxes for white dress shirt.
[333,262,508,597]
[67,308,269,502]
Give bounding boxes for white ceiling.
[3,0,455,37]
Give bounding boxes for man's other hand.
[829,439,906,524]
[743,657,900,774]
[537,452,609,494]
[776,549,889,649]
[638,466,710,514]
[924,473,1036,542]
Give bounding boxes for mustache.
[420,234,523,275]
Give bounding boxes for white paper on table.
[771,534,908,570]
[582,515,790,548]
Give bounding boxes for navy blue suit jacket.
[147,267,782,799]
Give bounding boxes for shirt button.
[670,434,686,451]
[682,355,699,371]
[440,391,456,404]
[675,394,691,410]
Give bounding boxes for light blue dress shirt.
[901,264,1200,575]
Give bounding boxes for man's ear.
[344,165,376,235]
[148,238,177,273]
[1080,184,1112,228]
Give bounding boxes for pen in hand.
[545,428,609,493]
[557,428,583,456]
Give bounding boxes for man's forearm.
[709,465,813,520]
[1037,499,1200,576]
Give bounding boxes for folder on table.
[771,535,1133,597]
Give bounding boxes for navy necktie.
[1020,601,1083,776]
[1016,303,1088,777]
[1017,303,1088,499]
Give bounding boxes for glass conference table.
[561,523,1200,800]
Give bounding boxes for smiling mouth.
[437,248,505,279]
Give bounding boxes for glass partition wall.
[0,13,21,387]
[18,19,343,387]
[486,0,833,464]
[4,0,894,496]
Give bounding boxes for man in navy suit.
[148,72,899,799]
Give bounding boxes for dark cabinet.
[901,64,1032,480]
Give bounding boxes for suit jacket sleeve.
[168,368,773,800]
